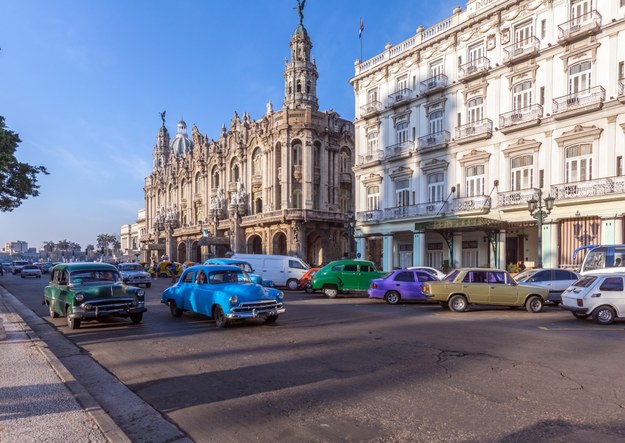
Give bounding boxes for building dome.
[170,119,193,156]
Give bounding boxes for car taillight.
[577,299,584,307]
[370,282,377,288]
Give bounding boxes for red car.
[298,267,320,293]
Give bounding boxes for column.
[452,232,462,269]
[542,222,554,268]
[382,234,393,272]
[355,235,366,260]
[412,230,425,266]
[547,222,559,268]
[497,229,507,269]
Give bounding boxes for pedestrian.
[170,262,177,283]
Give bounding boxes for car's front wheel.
[130,313,143,324]
[385,291,401,305]
[213,305,229,328]
[448,295,468,312]
[592,305,616,325]
[286,279,299,290]
[304,284,315,294]
[169,300,183,318]
[525,295,544,313]
[66,307,81,329]
[48,302,59,319]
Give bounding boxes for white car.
[118,263,152,288]
[406,266,446,280]
[20,265,42,278]
[561,273,625,325]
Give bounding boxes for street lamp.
[527,188,555,268]
[344,211,356,258]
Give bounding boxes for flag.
[359,18,364,38]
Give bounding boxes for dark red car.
[298,267,320,293]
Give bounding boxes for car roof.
[52,262,119,271]
[187,264,242,272]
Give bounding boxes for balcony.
[558,10,602,45]
[419,74,448,96]
[455,119,493,144]
[497,188,539,209]
[340,172,352,184]
[357,210,384,222]
[417,131,451,153]
[458,56,490,82]
[551,176,625,202]
[382,202,451,221]
[552,86,605,120]
[499,104,543,134]
[503,36,540,64]
[356,149,384,166]
[292,164,303,180]
[454,196,491,214]
[387,88,412,107]
[360,101,383,118]
[251,174,263,186]
[619,80,625,104]
[384,140,415,159]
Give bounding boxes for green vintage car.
[44,262,147,329]
[422,268,549,313]
[310,259,387,298]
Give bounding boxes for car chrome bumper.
[560,304,589,314]
[226,306,286,320]
[70,304,147,319]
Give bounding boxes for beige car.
[422,268,549,313]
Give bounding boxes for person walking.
[170,262,177,283]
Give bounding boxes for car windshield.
[514,270,538,282]
[120,264,143,272]
[208,270,251,284]
[572,275,597,288]
[443,270,460,282]
[23,265,38,270]
[70,270,121,284]
[231,262,253,273]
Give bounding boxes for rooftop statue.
[295,0,305,24]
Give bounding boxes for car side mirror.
[528,278,535,283]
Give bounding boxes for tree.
[0,115,48,211]
[96,233,118,256]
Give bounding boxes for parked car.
[161,265,285,328]
[43,262,147,329]
[118,262,152,288]
[561,273,625,324]
[310,259,387,298]
[298,267,320,293]
[20,264,42,278]
[230,254,309,290]
[514,268,580,304]
[2,263,11,273]
[369,269,439,304]
[204,258,274,287]
[406,266,447,280]
[11,260,29,275]
[422,268,549,313]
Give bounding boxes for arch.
[230,157,240,183]
[190,241,201,263]
[252,147,262,176]
[194,172,202,194]
[180,178,186,200]
[292,139,302,166]
[339,146,352,173]
[177,242,187,263]
[272,232,287,255]
[211,165,220,189]
[247,235,263,254]
[307,232,323,267]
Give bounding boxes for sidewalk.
[0,288,128,443]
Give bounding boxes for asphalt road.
[4,273,625,442]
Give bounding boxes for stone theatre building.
[135,15,355,266]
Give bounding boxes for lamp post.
[527,188,555,269]
[344,211,356,258]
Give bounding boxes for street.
[3,273,625,442]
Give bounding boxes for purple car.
[368,269,439,305]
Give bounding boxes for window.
[429,110,444,135]
[619,62,624,80]
[395,179,410,207]
[314,144,320,168]
[571,0,593,25]
[489,271,507,284]
[289,260,306,269]
[569,61,592,95]
[514,20,533,46]
[344,264,358,272]
[618,156,623,177]
[340,148,351,173]
[211,167,220,189]
[467,97,484,124]
[511,155,534,191]
[540,87,545,106]
[430,60,444,78]
[463,271,488,283]
[292,142,302,166]
[599,277,624,292]
[195,172,202,194]
[396,121,409,144]
[367,185,380,211]
[565,144,593,183]
[541,19,547,39]
[466,165,485,197]
[367,88,378,104]
[513,81,532,111]
[360,264,373,273]
[367,132,379,155]
[428,173,444,203]
[396,74,409,92]
[468,43,484,63]
[230,160,240,183]
[394,271,415,282]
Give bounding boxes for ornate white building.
[137,14,354,266]
[351,0,625,271]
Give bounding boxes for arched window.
[510,155,533,190]
[292,141,302,166]
[296,80,302,93]
[180,179,186,199]
[340,147,351,173]
[212,166,220,189]
[313,142,321,168]
[306,80,311,94]
[565,144,592,183]
[467,97,484,123]
[195,172,202,194]
[252,148,262,176]
[230,158,240,183]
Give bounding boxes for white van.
[230,254,309,290]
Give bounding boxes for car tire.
[385,291,401,305]
[145,283,152,288]
[525,295,544,313]
[130,313,143,324]
[169,300,183,318]
[323,286,338,298]
[264,314,279,324]
[49,302,59,319]
[66,308,81,329]
[573,312,590,319]
[304,284,314,294]
[213,306,229,328]
[286,279,299,291]
[448,295,468,312]
[592,305,615,325]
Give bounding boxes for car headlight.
[75,293,85,302]
[229,295,239,305]
[136,290,145,298]
[277,291,284,300]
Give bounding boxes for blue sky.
[0,0,459,250]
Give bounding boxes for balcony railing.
[552,86,605,117]
[357,210,384,222]
[558,10,602,44]
[357,149,384,165]
[499,104,543,132]
[385,140,414,158]
[419,74,448,95]
[454,196,491,212]
[497,188,539,208]
[503,36,540,62]
[360,101,383,118]
[455,118,493,142]
[458,56,490,81]
[551,176,625,201]
[417,131,451,152]
[383,201,451,220]
[619,80,625,103]
[388,88,412,106]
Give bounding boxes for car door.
[358,263,380,290]
[340,264,360,289]
[597,276,625,317]
[179,270,200,312]
[461,271,490,303]
[390,271,419,297]
[487,271,520,305]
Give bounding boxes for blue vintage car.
[203,258,274,287]
[161,265,285,327]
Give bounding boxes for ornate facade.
[139,16,354,266]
